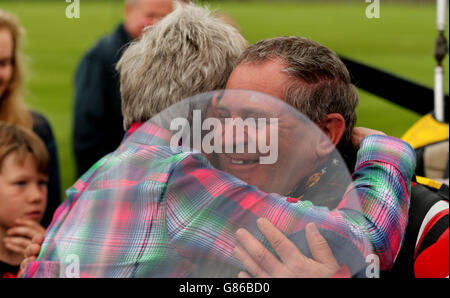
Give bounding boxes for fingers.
[15,218,46,234]
[351,127,386,148]
[305,223,339,270]
[19,235,43,277]
[235,227,285,277]
[6,226,39,240]
[237,271,252,278]
[256,218,307,265]
[351,127,365,149]
[24,242,42,259]
[3,236,31,255]
[19,256,37,277]
[5,221,45,259]
[233,244,270,278]
[234,219,342,278]
[6,221,45,240]
[32,233,45,245]
[15,218,40,227]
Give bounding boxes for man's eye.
[14,181,26,187]
[216,110,230,119]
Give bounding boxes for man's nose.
[221,117,253,153]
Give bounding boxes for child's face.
[0,152,48,229]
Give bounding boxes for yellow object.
[415,176,443,190]
[401,114,449,149]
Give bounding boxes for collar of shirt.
[123,121,174,147]
[127,122,144,135]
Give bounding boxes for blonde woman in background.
[0,10,61,229]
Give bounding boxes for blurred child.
[0,123,49,278]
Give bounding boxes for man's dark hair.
[237,36,359,149]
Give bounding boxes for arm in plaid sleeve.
[166,135,415,275]
[346,134,416,270]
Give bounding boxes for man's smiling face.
[218,63,322,195]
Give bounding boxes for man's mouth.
[230,159,259,165]
[223,153,261,170]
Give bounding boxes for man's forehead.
[225,60,290,101]
[215,91,305,123]
[217,96,280,118]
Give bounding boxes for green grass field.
[1,0,449,196]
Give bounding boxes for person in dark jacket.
[72,0,176,177]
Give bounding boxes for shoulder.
[83,23,131,63]
[30,111,55,144]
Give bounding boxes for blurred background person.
[0,9,60,228]
[73,0,190,178]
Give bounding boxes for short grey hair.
[117,3,247,130]
[237,36,359,146]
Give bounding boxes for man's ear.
[316,113,346,157]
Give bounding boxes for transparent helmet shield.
[144,89,374,277]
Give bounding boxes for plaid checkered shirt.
[23,121,415,277]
